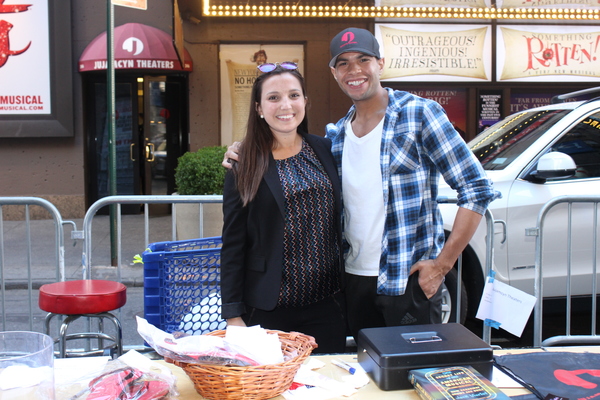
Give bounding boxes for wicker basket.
[171,330,317,400]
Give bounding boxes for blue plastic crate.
[143,237,227,335]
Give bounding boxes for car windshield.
[469,109,570,170]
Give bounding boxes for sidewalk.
[1,214,175,289]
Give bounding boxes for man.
[223,27,499,340]
[326,27,498,340]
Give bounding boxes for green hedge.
[175,146,227,195]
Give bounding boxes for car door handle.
[495,220,507,244]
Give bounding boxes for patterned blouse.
[275,139,341,308]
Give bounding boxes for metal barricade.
[531,195,600,347]
[0,194,497,347]
[79,195,223,280]
[81,195,498,346]
[0,197,76,331]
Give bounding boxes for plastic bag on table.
[136,316,260,367]
[63,350,178,400]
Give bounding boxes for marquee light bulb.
[202,0,594,19]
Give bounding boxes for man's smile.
[347,79,367,87]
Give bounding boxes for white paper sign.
[475,276,537,337]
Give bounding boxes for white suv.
[439,87,600,322]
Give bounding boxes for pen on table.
[331,359,356,375]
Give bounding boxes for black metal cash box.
[357,323,493,390]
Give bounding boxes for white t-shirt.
[342,116,385,276]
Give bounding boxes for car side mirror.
[527,152,577,183]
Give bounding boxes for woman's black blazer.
[220,132,343,320]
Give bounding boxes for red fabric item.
[86,367,171,400]
[38,280,127,315]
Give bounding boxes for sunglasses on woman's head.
[256,61,298,73]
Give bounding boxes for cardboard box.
[357,323,493,390]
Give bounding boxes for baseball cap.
[329,27,381,68]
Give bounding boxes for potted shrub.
[174,146,227,240]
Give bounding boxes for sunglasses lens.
[257,63,276,73]
[257,62,298,73]
[280,62,298,70]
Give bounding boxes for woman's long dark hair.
[234,67,309,206]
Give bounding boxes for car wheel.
[441,268,468,324]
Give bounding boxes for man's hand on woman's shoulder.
[222,141,241,169]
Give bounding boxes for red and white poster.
[497,25,600,82]
[0,0,51,115]
[112,0,147,10]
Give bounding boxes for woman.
[220,63,346,354]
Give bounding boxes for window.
[550,111,600,179]
[469,109,569,171]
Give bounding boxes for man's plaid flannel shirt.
[326,88,500,295]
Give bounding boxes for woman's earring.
[260,115,264,119]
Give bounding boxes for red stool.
[39,279,127,358]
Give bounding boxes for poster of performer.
[219,44,304,145]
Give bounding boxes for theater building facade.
[0,0,598,218]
